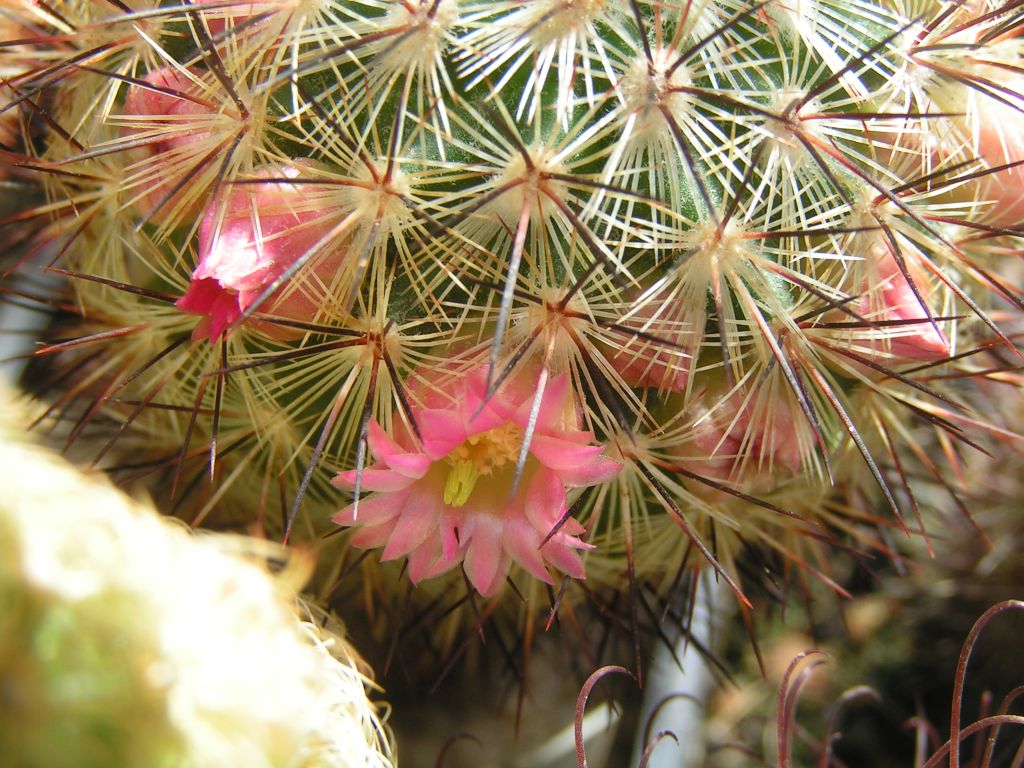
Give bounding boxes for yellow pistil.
[443,423,523,508]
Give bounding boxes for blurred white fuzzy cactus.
[0,385,393,768]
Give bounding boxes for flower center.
[443,423,523,508]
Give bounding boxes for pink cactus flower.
[332,368,621,596]
[919,11,1024,225]
[858,246,949,362]
[608,288,694,392]
[680,390,805,493]
[123,66,211,153]
[121,65,215,219]
[964,85,1024,227]
[176,163,342,341]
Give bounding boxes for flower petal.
[350,522,396,549]
[529,434,621,486]
[417,409,471,459]
[462,516,508,596]
[539,539,587,581]
[506,372,570,432]
[332,489,410,526]
[332,467,415,493]
[545,506,586,537]
[533,373,571,431]
[502,520,553,584]
[440,517,460,563]
[176,278,241,342]
[561,455,622,487]
[861,250,950,361]
[523,468,567,531]
[382,493,443,561]
[407,542,448,584]
[366,420,430,478]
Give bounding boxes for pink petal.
[861,252,950,361]
[501,520,553,584]
[176,276,222,314]
[756,414,804,477]
[560,455,622,487]
[197,228,276,295]
[533,373,571,431]
[176,277,241,342]
[693,410,744,459]
[613,344,691,392]
[331,467,415,493]
[463,369,526,427]
[608,297,694,393]
[509,373,570,432]
[539,538,588,581]
[522,469,567,531]
[462,516,508,597]
[366,420,430,477]
[202,297,240,341]
[423,549,462,581]
[529,434,621,486]
[122,66,211,154]
[462,368,509,414]
[123,67,194,118]
[382,494,443,560]
[332,489,410,526]
[546,509,586,537]
[189,0,278,36]
[528,433,598,469]
[970,84,1024,226]
[350,522,396,549]
[889,322,950,361]
[417,409,471,459]
[440,517,460,562]
[407,542,448,584]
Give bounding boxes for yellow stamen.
[442,423,523,508]
[443,460,479,507]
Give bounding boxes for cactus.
[0,384,393,768]
[3,0,1023,656]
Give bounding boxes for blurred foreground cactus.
[3,0,1024,658]
[0,385,393,768]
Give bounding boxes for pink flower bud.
[176,163,344,341]
[120,65,215,220]
[954,1,1024,42]
[920,9,1024,226]
[964,84,1024,227]
[123,67,210,152]
[0,13,40,158]
[857,245,949,362]
[677,390,806,494]
[606,288,694,392]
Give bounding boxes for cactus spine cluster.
[3,0,1023,638]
